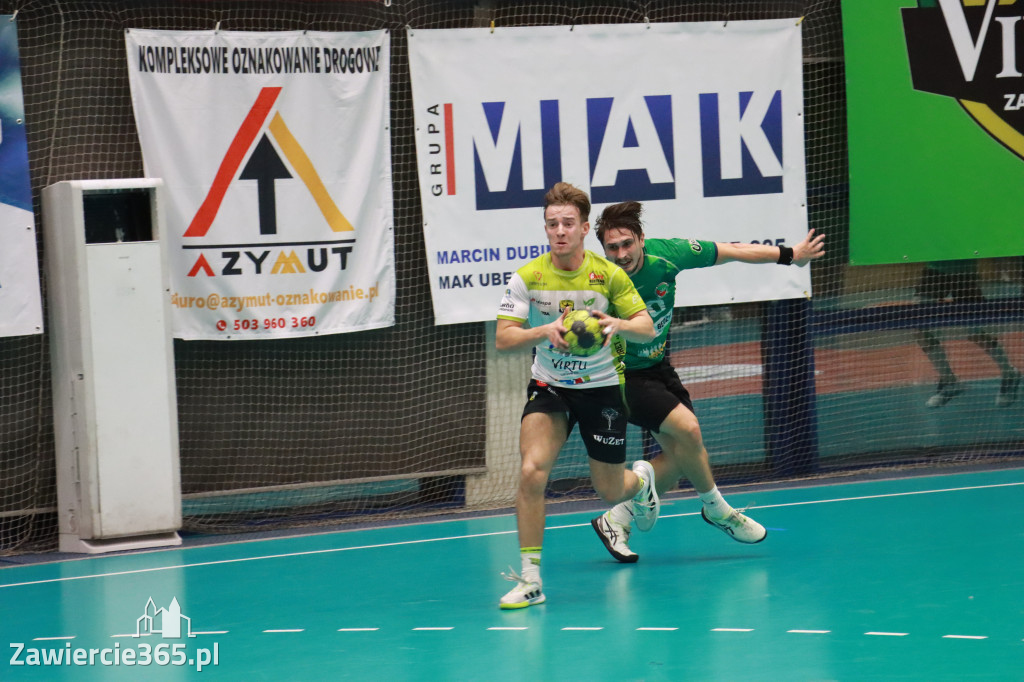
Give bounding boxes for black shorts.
[521,379,628,464]
[624,358,695,433]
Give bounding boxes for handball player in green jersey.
[591,201,825,562]
[494,183,656,609]
[914,260,1020,408]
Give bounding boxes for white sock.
[520,547,541,583]
[608,501,634,528]
[699,487,733,520]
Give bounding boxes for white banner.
[127,29,394,339]
[0,18,43,337]
[409,21,807,325]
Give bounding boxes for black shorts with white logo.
[624,358,695,433]
[521,379,628,464]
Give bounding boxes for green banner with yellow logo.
[843,0,1024,264]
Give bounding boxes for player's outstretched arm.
[714,229,825,267]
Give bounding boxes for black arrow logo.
[239,134,292,235]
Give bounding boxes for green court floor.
[2,467,1022,681]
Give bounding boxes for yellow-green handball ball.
[563,310,605,356]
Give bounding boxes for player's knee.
[680,422,702,447]
[518,458,550,492]
[662,411,702,449]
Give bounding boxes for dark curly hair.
[595,201,645,245]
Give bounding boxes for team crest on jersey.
[559,299,574,313]
[688,239,702,254]
[903,1,1024,161]
[655,283,669,297]
[588,272,606,286]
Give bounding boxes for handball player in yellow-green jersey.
[494,183,656,609]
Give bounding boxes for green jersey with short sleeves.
[498,250,646,388]
[624,237,718,369]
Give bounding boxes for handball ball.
[563,310,605,356]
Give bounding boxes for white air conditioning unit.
[42,179,181,554]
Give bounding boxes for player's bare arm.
[592,309,655,344]
[495,312,569,352]
[715,229,825,266]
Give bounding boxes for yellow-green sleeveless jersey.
[497,250,646,388]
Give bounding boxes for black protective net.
[1,0,1020,554]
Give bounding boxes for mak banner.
[844,0,1024,264]
[0,17,43,337]
[127,29,394,339]
[409,21,807,325]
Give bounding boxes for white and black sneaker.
[591,512,638,563]
[498,568,545,609]
[701,508,767,544]
[631,459,660,532]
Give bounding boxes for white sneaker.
[701,508,767,544]
[498,568,545,610]
[631,459,660,532]
[926,380,962,408]
[591,512,638,563]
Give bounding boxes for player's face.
[544,204,589,259]
[602,227,645,274]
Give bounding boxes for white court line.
[79,626,1012,638]
[547,481,1024,528]
[2,480,1021,589]
[32,636,74,641]
[110,631,227,637]
[488,627,527,631]
[654,480,1024,520]
[942,634,987,640]
[0,530,517,589]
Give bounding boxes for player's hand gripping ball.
[563,310,606,356]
